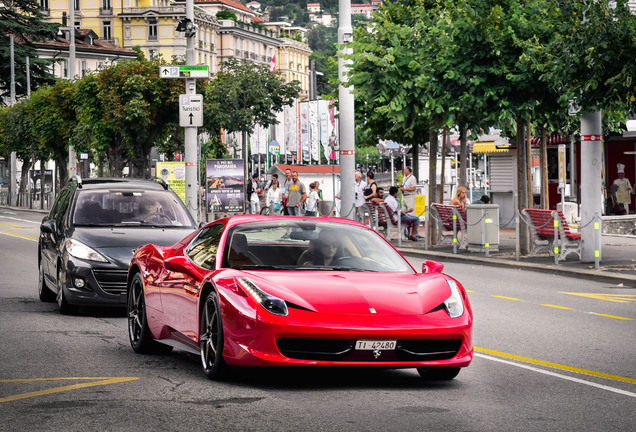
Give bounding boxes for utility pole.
[67,5,77,180]
[10,36,17,206]
[184,0,199,223]
[579,111,603,262]
[338,0,355,219]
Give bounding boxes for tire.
[416,366,461,381]
[200,291,230,380]
[260,206,270,215]
[38,260,56,302]
[57,266,76,315]
[127,273,172,354]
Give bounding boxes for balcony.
[99,7,113,15]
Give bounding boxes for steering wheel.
[144,213,172,224]
[332,256,365,268]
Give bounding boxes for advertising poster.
[300,101,309,162]
[156,161,186,203]
[205,159,245,213]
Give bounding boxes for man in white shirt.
[400,166,417,213]
[385,186,421,241]
[354,171,367,222]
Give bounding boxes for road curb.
[398,247,636,288]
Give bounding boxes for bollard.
[484,210,490,258]
[594,213,600,270]
[452,212,458,254]
[397,209,402,248]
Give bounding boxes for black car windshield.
[73,190,194,228]
[223,220,414,273]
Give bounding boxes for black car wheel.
[57,266,76,315]
[38,260,56,302]
[416,366,461,381]
[200,291,230,380]
[128,273,172,354]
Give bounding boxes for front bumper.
[61,255,128,307]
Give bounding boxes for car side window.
[51,187,73,227]
[186,224,224,270]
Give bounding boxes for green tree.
[201,59,301,158]
[0,0,59,104]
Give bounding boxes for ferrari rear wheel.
[128,273,172,354]
[200,291,230,380]
[416,366,461,381]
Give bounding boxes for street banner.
[319,99,329,160]
[205,159,245,213]
[328,100,338,161]
[285,101,297,160]
[309,100,320,162]
[300,101,309,162]
[156,161,186,203]
[414,195,426,218]
[558,144,566,190]
[275,110,285,157]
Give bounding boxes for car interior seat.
[227,233,262,267]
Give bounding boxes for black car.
[38,177,197,314]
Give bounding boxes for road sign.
[179,94,203,127]
[160,66,209,79]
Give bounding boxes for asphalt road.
[0,208,634,431]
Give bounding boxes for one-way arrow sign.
[179,94,203,127]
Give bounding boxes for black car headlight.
[236,277,288,316]
[65,239,109,263]
[443,278,465,318]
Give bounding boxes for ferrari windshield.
[73,190,194,228]
[223,220,414,273]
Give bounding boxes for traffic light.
[176,18,196,38]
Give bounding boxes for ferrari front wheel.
[200,291,230,380]
[416,366,461,381]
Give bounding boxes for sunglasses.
[321,240,339,248]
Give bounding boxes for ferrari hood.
[247,272,452,316]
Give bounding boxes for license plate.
[355,340,397,350]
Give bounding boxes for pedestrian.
[264,173,278,192]
[385,186,421,241]
[246,173,261,214]
[400,166,417,213]
[363,171,378,201]
[450,186,468,211]
[305,182,321,216]
[354,170,367,221]
[266,180,283,215]
[285,171,307,216]
[612,163,634,213]
[281,168,293,215]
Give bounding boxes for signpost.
[179,94,203,127]
[160,65,209,79]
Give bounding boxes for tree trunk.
[411,142,419,183]
[440,127,447,203]
[459,126,468,188]
[526,118,533,208]
[540,126,549,209]
[18,157,32,206]
[517,118,530,254]
[57,157,68,191]
[40,160,46,210]
[428,130,439,244]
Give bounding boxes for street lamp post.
[338,0,355,219]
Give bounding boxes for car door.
[161,224,224,343]
[40,186,73,285]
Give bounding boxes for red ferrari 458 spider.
[127,215,473,381]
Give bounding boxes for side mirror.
[422,260,444,274]
[40,219,55,234]
[164,255,203,280]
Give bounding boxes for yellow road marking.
[491,295,522,301]
[591,313,633,321]
[0,230,38,241]
[541,304,574,310]
[559,292,636,303]
[0,377,139,403]
[475,347,636,384]
[465,290,475,293]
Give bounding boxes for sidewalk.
[393,228,636,287]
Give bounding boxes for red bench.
[430,203,467,248]
[364,202,402,240]
[522,208,582,261]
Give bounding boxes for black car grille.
[276,338,462,362]
[93,269,128,295]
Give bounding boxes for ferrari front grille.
[93,269,128,295]
[276,338,462,362]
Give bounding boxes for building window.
[39,0,49,12]
[102,0,111,9]
[148,18,158,41]
[102,21,112,41]
[62,60,68,78]
[74,0,80,11]
[148,49,158,59]
[81,61,87,77]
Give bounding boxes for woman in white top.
[305,182,321,217]
[266,181,283,215]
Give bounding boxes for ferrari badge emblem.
[373,349,382,359]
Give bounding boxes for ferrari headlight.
[443,278,464,318]
[236,277,288,316]
[65,239,109,263]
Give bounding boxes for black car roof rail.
[68,175,83,188]
[151,177,170,190]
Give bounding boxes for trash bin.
[466,204,500,252]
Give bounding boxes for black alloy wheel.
[127,273,172,354]
[38,259,56,302]
[200,291,230,380]
[416,366,461,381]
